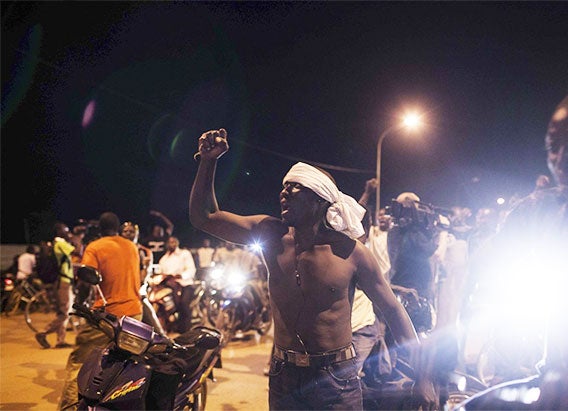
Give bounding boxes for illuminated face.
[279,182,322,226]
[120,223,138,242]
[166,237,179,252]
[545,101,568,186]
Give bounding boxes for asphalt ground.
[0,311,272,410]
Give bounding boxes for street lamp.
[375,112,423,216]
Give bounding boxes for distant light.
[497,197,506,205]
[82,100,96,128]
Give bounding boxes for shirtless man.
[189,128,437,410]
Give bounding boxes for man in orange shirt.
[58,212,142,410]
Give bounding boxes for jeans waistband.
[273,344,356,367]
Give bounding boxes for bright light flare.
[496,197,506,205]
[401,112,422,130]
[250,242,263,253]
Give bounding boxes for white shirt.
[158,247,196,287]
[17,252,36,280]
[196,246,215,268]
[367,226,392,280]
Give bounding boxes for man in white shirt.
[196,238,215,268]
[158,236,197,333]
[17,245,38,280]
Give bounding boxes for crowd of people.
[2,94,566,410]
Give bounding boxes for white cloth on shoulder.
[283,162,366,239]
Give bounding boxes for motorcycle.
[361,289,487,410]
[147,265,207,334]
[68,265,223,411]
[0,270,15,312]
[201,264,272,347]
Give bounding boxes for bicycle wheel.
[4,289,23,316]
[25,290,55,333]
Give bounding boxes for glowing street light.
[375,111,424,217]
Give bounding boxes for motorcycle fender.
[99,361,151,407]
[78,347,151,407]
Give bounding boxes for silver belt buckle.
[296,353,310,367]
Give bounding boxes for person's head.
[378,208,392,232]
[98,212,121,236]
[395,192,420,207]
[280,162,366,238]
[120,221,140,243]
[545,95,568,186]
[53,221,71,241]
[166,236,180,252]
[151,224,165,238]
[202,238,211,248]
[26,244,39,255]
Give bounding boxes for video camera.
[386,199,450,230]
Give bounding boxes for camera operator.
[388,192,439,304]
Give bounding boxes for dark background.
[2,1,568,246]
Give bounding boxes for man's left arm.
[355,242,438,410]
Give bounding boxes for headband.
[283,162,366,239]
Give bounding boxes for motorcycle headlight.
[224,269,247,297]
[117,316,153,355]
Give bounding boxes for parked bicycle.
[2,275,84,334]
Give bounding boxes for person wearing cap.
[189,128,438,410]
[388,191,438,304]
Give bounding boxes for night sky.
[2,1,568,246]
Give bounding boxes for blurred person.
[460,98,568,410]
[195,237,215,281]
[35,222,75,350]
[157,235,197,333]
[189,128,438,410]
[58,212,142,411]
[141,210,174,263]
[196,238,215,269]
[120,221,165,335]
[120,221,153,280]
[389,192,438,304]
[16,244,38,281]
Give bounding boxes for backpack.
[36,245,61,284]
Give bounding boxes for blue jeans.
[352,318,381,375]
[268,356,362,410]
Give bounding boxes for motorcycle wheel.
[25,290,56,333]
[188,380,207,411]
[211,303,236,348]
[256,303,273,336]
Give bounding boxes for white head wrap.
[283,162,366,239]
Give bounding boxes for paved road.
[0,311,272,410]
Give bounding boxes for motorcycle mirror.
[77,265,102,285]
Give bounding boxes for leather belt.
[273,344,356,367]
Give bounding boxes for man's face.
[378,209,391,232]
[166,237,179,251]
[545,102,568,186]
[121,224,137,242]
[279,181,322,227]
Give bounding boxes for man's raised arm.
[189,129,267,245]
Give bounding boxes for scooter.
[68,265,223,411]
[202,264,272,347]
[148,266,207,334]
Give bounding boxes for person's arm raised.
[189,129,268,245]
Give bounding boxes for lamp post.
[375,112,423,217]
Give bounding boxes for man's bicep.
[200,212,270,245]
